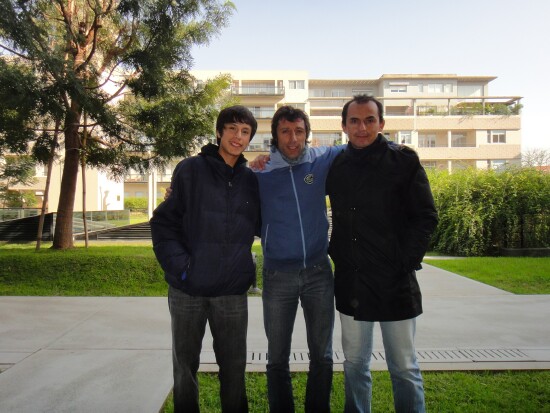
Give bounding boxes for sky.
[190,0,550,151]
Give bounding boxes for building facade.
[192,70,522,172]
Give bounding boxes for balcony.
[380,96,522,117]
[231,86,285,96]
[125,173,172,183]
[249,108,276,119]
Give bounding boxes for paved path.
[1,263,549,412]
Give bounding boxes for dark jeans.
[168,286,248,413]
[262,257,335,413]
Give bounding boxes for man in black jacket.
[150,105,260,413]
[326,95,438,413]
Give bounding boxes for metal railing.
[231,86,285,95]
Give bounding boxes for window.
[418,83,424,93]
[289,80,305,89]
[35,164,48,177]
[331,89,345,97]
[278,102,306,111]
[491,160,507,170]
[399,131,412,144]
[418,134,436,148]
[248,106,275,118]
[457,84,482,97]
[428,83,443,93]
[246,133,271,151]
[487,130,506,144]
[310,88,325,97]
[135,191,144,197]
[311,133,341,147]
[390,85,407,93]
[444,83,453,93]
[451,133,466,147]
[352,88,374,96]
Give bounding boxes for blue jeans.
[168,286,248,413]
[262,258,335,413]
[340,313,425,413]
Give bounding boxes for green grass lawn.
[159,370,550,413]
[424,256,550,294]
[1,243,549,412]
[0,242,265,296]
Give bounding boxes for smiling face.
[217,122,252,167]
[342,101,385,149]
[276,118,307,160]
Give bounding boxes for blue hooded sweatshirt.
[255,145,344,271]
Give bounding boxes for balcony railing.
[309,98,348,108]
[249,108,276,118]
[125,173,172,183]
[231,86,285,96]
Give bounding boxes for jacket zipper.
[289,166,307,268]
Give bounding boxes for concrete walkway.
[1,263,549,412]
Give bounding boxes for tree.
[0,155,37,207]
[522,148,550,168]
[0,0,234,249]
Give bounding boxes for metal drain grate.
[237,348,533,365]
[198,349,533,364]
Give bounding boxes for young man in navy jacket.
[150,105,260,413]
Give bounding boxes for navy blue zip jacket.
[150,143,260,297]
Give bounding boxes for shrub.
[124,197,148,211]
[428,167,550,256]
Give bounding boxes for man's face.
[218,122,252,164]
[342,101,385,149]
[276,118,307,160]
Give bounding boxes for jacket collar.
[200,143,247,168]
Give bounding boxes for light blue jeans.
[340,313,425,413]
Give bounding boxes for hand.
[249,154,270,171]
[164,187,172,200]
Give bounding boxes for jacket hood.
[199,143,248,167]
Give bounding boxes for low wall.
[500,248,550,257]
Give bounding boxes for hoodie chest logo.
[304,174,314,185]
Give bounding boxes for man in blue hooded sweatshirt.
[254,106,344,413]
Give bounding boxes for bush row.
[428,167,550,256]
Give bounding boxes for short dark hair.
[216,105,257,144]
[341,95,384,125]
[270,105,311,148]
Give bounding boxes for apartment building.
[5,160,124,213]
[198,70,522,169]
[125,70,522,202]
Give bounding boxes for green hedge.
[428,167,550,256]
[124,197,148,211]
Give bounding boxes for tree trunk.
[36,121,60,251]
[81,112,89,248]
[52,106,82,249]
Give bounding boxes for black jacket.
[150,144,260,297]
[326,135,438,321]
